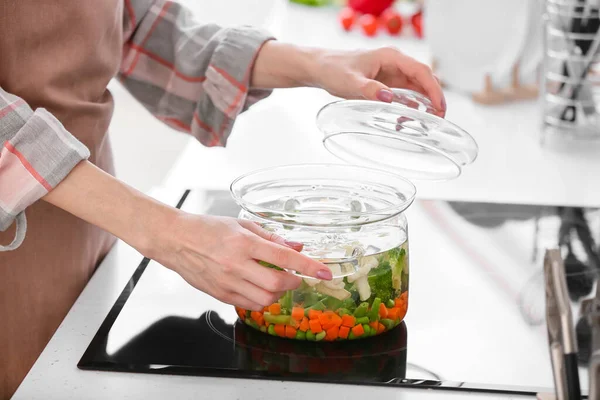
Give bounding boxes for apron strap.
[0,212,27,251]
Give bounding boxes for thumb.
[357,78,394,103]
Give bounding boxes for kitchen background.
[109,0,555,193]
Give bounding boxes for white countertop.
[13,1,600,398]
[12,187,548,400]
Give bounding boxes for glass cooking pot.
[230,89,478,341]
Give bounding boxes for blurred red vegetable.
[411,9,423,38]
[339,7,357,31]
[348,0,394,17]
[359,14,379,36]
[380,8,402,35]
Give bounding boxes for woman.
[0,0,445,397]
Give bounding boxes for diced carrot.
[377,322,385,334]
[331,313,343,327]
[379,303,388,319]
[292,307,305,321]
[299,317,310,332]
[274,324,286,337]
[395,298,403,308]
[289,317,300,328]
[265,320,270,328]
[309,319,323,333]
[251,311,263,323]
[285,326,297,339]
[263,306,269,312]
[400,291,408,301]
[269,303,281,315]
[388,307,400,320]
[319,311,335,325]
[341,314,356,328]
[236,308,245,320]
[325,326,339,341]
[351,324,365,337]
[339,326,350,339]
[308,309,323,320]
[257,316,265,326]
[369,321,379,332]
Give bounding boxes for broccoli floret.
[367,266,394,305]
[388,247,406,290]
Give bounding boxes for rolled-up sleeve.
[0,88,90,250]
[119,0,274,147]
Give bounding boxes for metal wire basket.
[541,0,600,145]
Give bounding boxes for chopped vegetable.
[339,326,350,339]
[260,326,267,333]
[388,307,400,320]
[338,308,350,316]
[322,296,343,311]
[380,318,395,330]
[245,319,259,329]
[299,317,310,332]
[274,324,286,337]
[325,326,340,341]
[348,331,357,340]
[342,297,357,312]
[352,324,365,337]
[306,330,316,341]
[386,299,396,308]
[356,275,371,301]
[362,324,371,336]
[355,316,370,325]
[315,282,351,300]
[280,290,293,310]
[379,303,388,319]
[291,307,305,321]
[303,277,320,287]
[309,319,323,333]
[389,247,406,290]
[263,313,291,325]
[353,302,369,318]
[285,326,297,339]
[320,312,343,330]
[367,265,394,305]
[341,314,356,327]
[268,303,281,315]
[302,292,320,307]
[295,330,307,340]
[368,298,382,322]
[308,309,323,320]
[315,331,327,341]
[268,324,277,336]
[305,300,325,313]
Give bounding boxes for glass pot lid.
[230,164,416,227]
[316,89,479,181]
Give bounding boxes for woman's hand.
[310,47,446,117]
[43,161,333,312]
[149,213,333,311]
[252,41,446,117]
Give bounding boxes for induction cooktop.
[78,189,600,396]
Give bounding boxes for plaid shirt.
[0,0,273,250]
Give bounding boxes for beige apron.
[0,1,122,397]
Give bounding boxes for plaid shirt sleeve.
[119,0,274,147]
[0,87,90,251]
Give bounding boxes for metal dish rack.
[541,0,600,145]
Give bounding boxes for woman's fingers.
[242,260,302,292]
[223,292,265,312]
[248,236,333,280]
[393,52,446,114]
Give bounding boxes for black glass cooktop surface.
[79,189,600,396]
